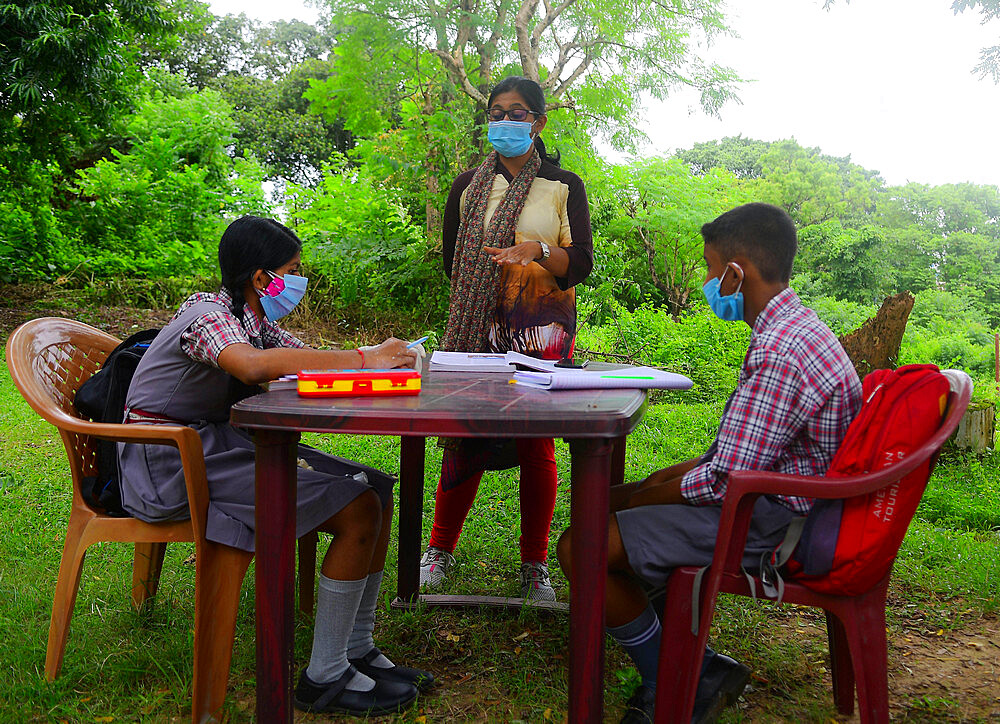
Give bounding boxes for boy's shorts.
[615,496,798,587]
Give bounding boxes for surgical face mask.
[258,271,308,322]
[487,120,535,157]
[702,264,744,322]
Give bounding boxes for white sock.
[305,573,376,691]
[346,570,394,668]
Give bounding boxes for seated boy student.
[556,202,863,724]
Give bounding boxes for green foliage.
[898,289,998,376]
[0,160,69,280]
[795,221,889,304]
[0,0,168,165]
[577,300,750,403]
[792,285,877,336]
[593,158,749,316]
[287,161,448,322]
[58,86,269,278]
[676,135,772,179]
[753,139,882,227]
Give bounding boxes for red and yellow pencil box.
[297,369,421,398]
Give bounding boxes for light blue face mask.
[487,120,535,157]
[258,271,308,322]
[702,264,744,322]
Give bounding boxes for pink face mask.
[262,273,286,296]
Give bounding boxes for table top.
[231,370,647,439]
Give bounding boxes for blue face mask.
[487,120,535,157]
[702,264,744,322]
[258,271,308,322]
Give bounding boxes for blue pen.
[406,335,430,349]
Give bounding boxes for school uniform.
[617,289,863,584]
[117,290,393,552]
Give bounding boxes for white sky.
[208,0,1000,187]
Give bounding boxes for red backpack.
[772,364,951,596]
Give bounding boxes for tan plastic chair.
[5,317,316,723]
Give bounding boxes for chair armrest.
[57,417,212,541]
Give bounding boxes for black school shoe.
[618,655,751,724]
[349,646,436,692]
[691,653,751,724]
[294,665,418,716]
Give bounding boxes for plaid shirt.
[680,288,862,514]
[175,290,306,368]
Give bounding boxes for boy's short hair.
[700,203,797,283]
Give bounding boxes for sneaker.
[520,561,556,601]
[419,546,455,589]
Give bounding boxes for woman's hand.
[483,242,544,266]
[360,338,418,369]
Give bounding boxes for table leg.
[611,436,626,487]
[254,428,300,724]
[568,437,614,724]
[396,436,426,602]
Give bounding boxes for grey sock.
[306,573,376,691]
[346,570,394,668]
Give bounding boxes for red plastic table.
[230,370,647,723]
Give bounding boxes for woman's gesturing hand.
[361,338,418,369]
[483,242,544,266]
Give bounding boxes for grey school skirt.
[615,496,798,587]
[119,422,394,552]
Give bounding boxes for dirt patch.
[738,601,1000,722]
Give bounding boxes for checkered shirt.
[680,288,862,514]
[174,290,306,368]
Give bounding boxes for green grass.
[2,359,999,722]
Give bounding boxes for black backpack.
[74,328,159,516]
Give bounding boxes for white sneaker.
[520,561,556,601]
[419,547,455,589]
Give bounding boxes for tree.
[0,0,168,164]
[321,0,742,146]
[795,221,889,304]
[602,157,748,317]
[675,136,773,179]
[952,0,1000,81]
[753,139,883,227]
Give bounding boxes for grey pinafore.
[117,300,394,552]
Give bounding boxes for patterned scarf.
[441,149,542,352]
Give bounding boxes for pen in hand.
[407,335,430,349]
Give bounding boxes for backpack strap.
[688,515,807,634]
[755,515,808,602]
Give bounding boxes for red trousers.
[427,437,558,562]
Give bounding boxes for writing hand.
[362,338,418,369]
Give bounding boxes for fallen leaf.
[514,646,522,654]
[513,631,530,641]
[543,709,552,720]
[94,718,114,723]
[935,629,944,636]
[415,717,427,723]
[80,697,93,703]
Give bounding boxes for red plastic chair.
[652,369,972,723]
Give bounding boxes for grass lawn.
[1,303,999,722]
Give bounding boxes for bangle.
[357,348,365,369]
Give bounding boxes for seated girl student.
[117,216,431,717]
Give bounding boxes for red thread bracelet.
[357,348,365,368]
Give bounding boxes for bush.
[287,160,449,325]
[576,299,750,403]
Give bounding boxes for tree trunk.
[837,291,915,379]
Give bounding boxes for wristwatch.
[537,241,550,261]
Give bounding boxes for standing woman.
[420,76,594,600]
[118,216,432,717]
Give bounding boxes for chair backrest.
[786,367,971,595]
[6,317,121,499]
